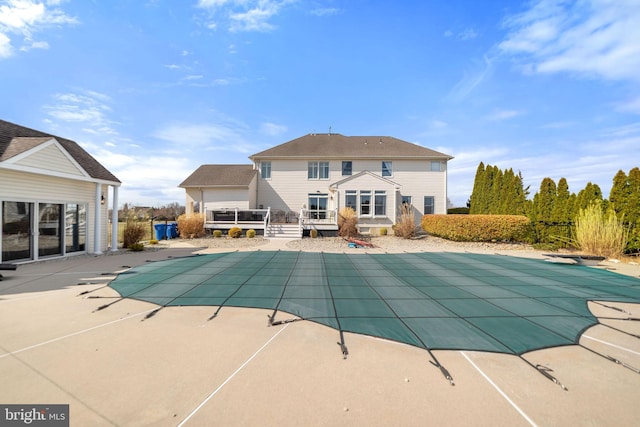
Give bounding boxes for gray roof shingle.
[250,133,453,159]
[0,119,120,183]
[179,164,257,187]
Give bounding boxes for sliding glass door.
[2,201,33,261]
[38,203,62,257]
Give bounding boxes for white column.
[111,186,119,251]
[94,184,103,255]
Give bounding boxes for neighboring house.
[180,133,452,236]
[0,120,121,263]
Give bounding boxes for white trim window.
[308,161,329,180]
[346,190,387,217]
[261,161,271,179]
[424,196,435,214]
[342,161,352,176]
[382,161,393,177]
[374,190,386,216]
[430,161,444,172]
[345,190,357,211]
[360,191,371,215]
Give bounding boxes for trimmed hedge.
[421,214,530,242]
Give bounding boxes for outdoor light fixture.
[101,193,105,205]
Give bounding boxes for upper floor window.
[342,161,352,176]
[261,161,271,179]
[382,161,393,177]
[431,161,444,172]
[308,161,329,179]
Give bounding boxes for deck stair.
[266,223,301,239]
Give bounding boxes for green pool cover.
[108,251,640,356]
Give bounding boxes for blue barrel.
[168,223,178,238]
[154,224,167,240]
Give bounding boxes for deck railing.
[299,208,338,226]
[205,208,270,225]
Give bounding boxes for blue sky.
[1,0,639,208]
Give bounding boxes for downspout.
[94,183,103,255]
[111,185,119,251]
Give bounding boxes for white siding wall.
[0,168,107,253]
[257,158,448,217]
[203,187,251,210]
[14,144,85,176]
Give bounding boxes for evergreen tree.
[489,166,504,214]
[551,178,572,223]
[531,178,557,242]
[469,162,485,214]
[575,182,603,213]
[609,170,629,217]
[625,167,640,225]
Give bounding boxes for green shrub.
[213,229,223,238]
[574,202,628,258]
[448,207,470,214]
[421,214,530,242]
[228,227,242,238]
[338,207,358,238]
[177,213,205,239]
[123,221,146,248]
[394,205,416,239]
[128,242,145,252]
[379,227,388,236]
[246,229,256,238]
[310,229,318,238]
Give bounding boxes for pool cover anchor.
[533,363,568,391]
[142,307,163,321]
[430,360,455,386]
[267,312,303,327]
[337,330,349,359]
[592,301,632,315]
[604,354,640,374]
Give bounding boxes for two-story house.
[179,133,452,236]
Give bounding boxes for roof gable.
[330,170,402,190]
[6,138,88,178]
[250,133,453,160]
[0,119,120,183]
[179,164,257,187]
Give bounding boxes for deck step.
[266,224,301,239]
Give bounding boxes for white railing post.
[263,207,271,232]
[234,208,238,224]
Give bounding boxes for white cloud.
[499,0,640,81]
[443,27,478,40]
[260,122,287,136]
[485,109,524,121]
[447,55,493,102]
[615,96,640,115]
[153,122,258,155]
[45,91,111,121]
[0,0,77,59]
[197,0,294,33]
[309,7,340,17]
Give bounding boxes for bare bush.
[177,213,205,239]
[123,221,146,248]
[393,205,416,239]
[338,207,358,238]
[575,202,628,258]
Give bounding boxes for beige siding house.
[0,120,121,263]
[180,133,452,236]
